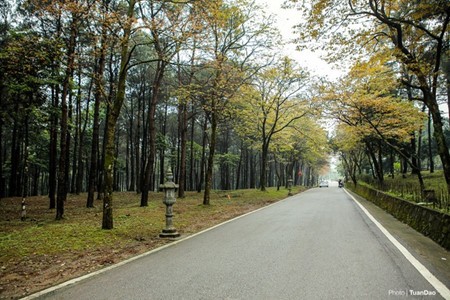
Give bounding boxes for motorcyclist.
[338,179,343,188]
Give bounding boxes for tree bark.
[102,0,135,229]
[178,101,188,198]
[427,109,434,173]
[197,116,208,193]
[56,16,78,220]
[87,21,107,208]
[366,140,383,187]
[203,110,217,205]
[9,104,20,197]
[141,62,165,207]
[260,142,269,192]
[49,81,59,208]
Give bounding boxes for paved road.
[34,187,448,300]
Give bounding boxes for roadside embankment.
[347,184,450,250]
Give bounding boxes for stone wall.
[348,184,450,250]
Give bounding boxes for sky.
[254,0,343,80]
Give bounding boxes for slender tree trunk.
[260,142,268,192]
[428,98,450,190]
[189,105,195,191]
[141,74,161,206]
[203,111,217,205]
[71,79,80,193]
[56,17,78,220]
[135,92,142,193]
[77,80,91,194]
[235,141,243,190]
[244,149,250,188]
[128,107,135,191]
[113,127,120,191]
[428,109,435,173]
[139,94,148,194]
[159,100,168,186]
[49,83,58,208]
[197,117,208,193]
[9,105,20,197]
[87,16,108,207]
[178,101,187,198]
[102,0,135,229]
[0,64,4,198]
[366,141,383,186]
[22,113,30,197]
[249,150,256,189]
[0,106,3,199]
[389,150,394,178]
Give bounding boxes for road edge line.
[21,193,297,300]
[344,189,450,300]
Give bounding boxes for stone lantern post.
[287,178,293,196]
[159,168,180,238]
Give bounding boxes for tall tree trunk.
[178,101,187,198]
[428,98,450,187]
[56,17,78,220]
[428,109,435,173]
[9,104,20,197]
[249,150,256,189]
[260,142,268,192]
[197,116,208,193]
[243,149,249,188]
[189,105,195,191]
[49,83,59,208]
[139,93,148,194]
[235,141,243,190]
[87,17,108,207]
[141,62,165,207]
[76,80,91,194]
[113,127,120,191]
[71,75,82,193]
[135,91,142,193]
[159,99,168,186]
[22,114,30,200]
[177,47,192,197]
[102,0,135,229]
[0,104,3,199]
[128,107,135,191]
[203,111,217,205]
[366,141,383,187]
[0,59,4,198]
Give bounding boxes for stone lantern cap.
[160,181,179,189]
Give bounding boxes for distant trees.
[236,57,326,191]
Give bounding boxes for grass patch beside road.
[0,186,305,299]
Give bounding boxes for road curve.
[32,187,447,300]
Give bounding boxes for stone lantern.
[159,168,180,238]
[287,178,293,196]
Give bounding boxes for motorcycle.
[338,181,344,188]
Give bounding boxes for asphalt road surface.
[30,186,450,300]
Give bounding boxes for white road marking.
[344,189,450,300]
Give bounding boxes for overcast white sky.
[254,0,343,80]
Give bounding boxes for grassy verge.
[0,186,305,299]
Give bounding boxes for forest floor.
[0,187,305,299]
